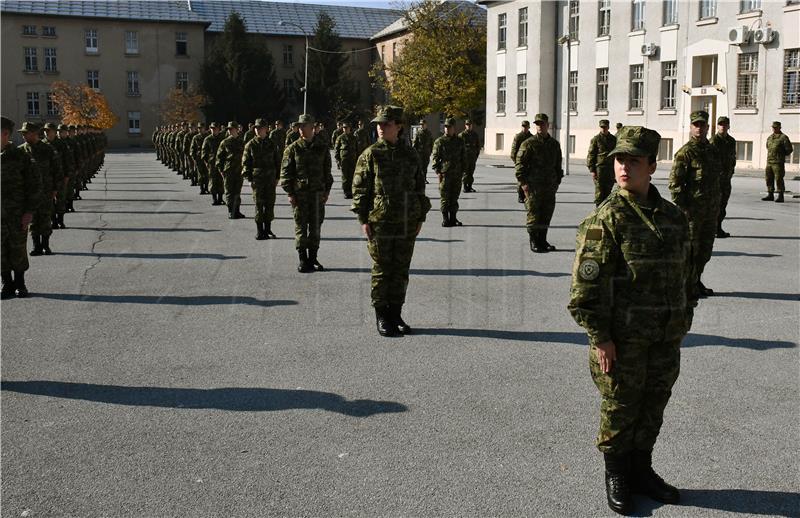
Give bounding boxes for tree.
[49,81,119,128]
[369,0,486,118]
[200,12,286,123]
[159,87,207,124]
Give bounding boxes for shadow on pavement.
[68,227,220,233]
[325,237,463,243]
[715,291,799,302]
[76,210,203,215]
[90,199,191,203]
[731,235,799,240]
[98,189,184,192]
[0,381,406,417]
[36,293,296,307]
[333,267,570,278]
[676,488,800,517]
[56,252,246,260]
[711,251,781,258]
[724,217,774,221]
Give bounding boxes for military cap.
[196,122,205,128]
[226,121,239,129]
[1,116,15,131]
[342,121,351,128]
[599,119,610,128]
[208,122,219,128]
[534,113,549,124]
[521,120,530,127]
[290,122,298,128]
[372,105,404,123]
[690,110,709,123]
[608,126,661,158]
[465,119,473,125]
[43,122,58,130]
[717,116,730,125]
[297,114,315,125]
[254,118,269,127]
[57,123,69,131]
[444,117,457,127]
[615,122,623,129]
[18,121,41,133]
[772,121,781,128]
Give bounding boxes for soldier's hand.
[521,184,530,196]
[51,191,58,200]
[288,195,297,207]
[590,171,597,180]
[594,340,616,373]
[20,212,33,230]
[362,223,373,240]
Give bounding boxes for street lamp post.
[278,20,309,114]
[558,34,571,177]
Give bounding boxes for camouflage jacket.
[509,131,532,163]
[431,134,466,176]
[269,128,286,156]
[48,137,74,179]
[458,128,481,158]
[668,137,721,214]
[412,128,433,158]
[20,140,63,195]
[279,136,333,195]
[334,133,359,165]
[1,143,40,217]
[243,129,256,144]
[189,132,207,161]
[284,129,300,148]
[709,132,737,174]
[515,133,563,189]
[766,133,793,163]
[586,132,617,173]
[354,128,371,154]
[182,131,195,157]
[351,139,431,225]
[330,129,343,148]
[201,133,225,167]
[242,137,280,185]
[568,185,695,347]
[215,135,245,176]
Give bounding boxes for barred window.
[569,135,576,154]
[27,92,40,116]
[740,0,761,13]
[87,69,99,89]
[128,111,141,134]
[518,7,528,47]
[125,31,139,54]
[568,71,578,112]
[283,44,293,66]
[569,0,580,39]
[517,73,527,112]
[598,0,611,36]
[175,32,188,56]
[44,48,57,72]
[42,26,56,37]
[699,0,717,19]
[497,76,507,113]
[24,47,37,71]
[127,71,140,95]
[631,0,646,31]
[596,68,609,111]
[498,13,507,50]
[22,25,36,36]
[46,92,58,116]
[661,61,678,109]
[176,72,188,91]
[736,53,758,108]
[630,64,644,110]
[663,0,678,25]
[85,29,98,53]
[783,49,800,108]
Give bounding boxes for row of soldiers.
[1,117,106,298]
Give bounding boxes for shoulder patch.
[585,227,603,241]
[578,259,600,281]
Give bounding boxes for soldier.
[515,113,563,253]
[335,122,359,199]
[669,110,721,298]
[458,119,481,193]
[44,123,70,229]
[280,114,333,273]
[763,121,793,203]
[709,116,736,237]
[189,122,209,195]
[412,118,433,184]
[352,105,431,337]
[586,119,618,206]
[182,123,197,185]
[19,122,62,256]
[354,119,370,155]
[174,122,188,178]
[614,122,623,136]
[57,124,77,213]
[510,120,533,203]
[330,121,344,149]
[285,121,300,148]
[243,122,256,144]
[1,117,40,298]
[202,122,226,206]
[242,118,281,240]
[431,117,466,227]
[568,126,695,516]
[216,121,246,219]
[314,121,330,150]
[269,120,286,158]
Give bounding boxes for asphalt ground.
[1,152,798,517]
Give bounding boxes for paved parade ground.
[2,152,798,517]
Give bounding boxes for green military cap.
[608,126,661,158]
[297,114,315,125]
[17,121,41,133]
[43,122,58,130]
[465,119,473,125]
[599,119,610,128]
[274,120,281,125]
[690,110,709,123]
[57,123,69,131]
[253,118,269,128]
[615,122,623,129]
[208,122,219,128]
[342,121,351,128]
[196,122,205,128]
[444,117,457,127]
[534,113,549,124]
[717,116,730,125]
[772,121,781,128]
[372,105,404,123]
[226,121,239,129]
[1,116,15,131]
[521,120,530,127]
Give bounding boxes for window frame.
[518,7,528,47]
[699,0,717,20]
[26,92,40,116]
[568,71,578,112]
[736,52,759,108]
[629,64,645,110]
[127,111,142,135]
[125,30,139,55]
[598,0,611,36]
[127,71,140,96]
[22,24,36,36]
[782,48,800,108]
[42,26,56,37]
[596,68,609,111]
[661,61,678,109]
[24,47,38,71]
[44,47,57,72]
[498,13,507,51]
[85,28,98,53]
[87,69,100,90]
[46,92,58,116]
[497,76,507,113]
[663,0,678,25]
[175,31,188,56]
[517,73,527,112]
[175,71,188,91]
[631,0,646,31]
[569,0,580,40]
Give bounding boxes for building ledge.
[657,109,677,115]
[628,29,646,37]
[516,45,528,50]
[732,108,758,114]
[593,110,609,116]
[659,24,679,32]
[737,10,762,20]
[496,48,507,54]
[85,51,100,56]
[496,112,506,117]
[23,70,38,75]
[515,112,527,116]
[778,107,800,114]
[569,110,578,116]
[125,52,140,57]
[785,3,800,12]
[696,17,718,27]
[43,70,59,75]
[595,35,611,42]
[626,110,644,116]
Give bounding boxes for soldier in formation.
[709,116,736,238]
[586,119,617,206]
[201,122,226,206]
[763,121,793,202]
[270,120,286,158]
[334,122,359,199]
[285,122,300,148]
[458,119,481,193]
[354,119,371,155]
[510,120,532,203]
[19,122,62,256]
[43,123,71,229]
[412,118,433,184]
[216,122,246,219]
[242,119,280,240]
[189,122,210,195]
[431,117,466,227]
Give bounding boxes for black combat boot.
[518,188,526,204]
[234,199,245,219]
[297,249,312,273]
[255,222,266,240]
[716,225,730,238]
[1,271,15,299]
[14,271,29,298]
[441,210,452,227]
[265,222,276,239]
[390,303,412,334]
[698,280,714,297]
[630,450,680,504]
[775,192,784,203]
[66,199,75,212]
[540,229,556,251]
[42,235,53,255]
[308,249,324,271]
[51,214,59,229]
[30,235,43,256]
[528,231,538,252]
[57,213,67,229]
[604,453,633,515]
[375,306,399,337]
[761,192,774,201]
[450,211,462,226]
[73,188,82,200]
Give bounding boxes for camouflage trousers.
[439,172,462,212]
[367,221,418,307]
[208,164,224,195]
[340,158,356,197]
[718,171,733,227]
[1,215,29,272]
[196,161,209,191]
[594,166,615,206]
[56,178,69,214]
[292,191,326,250]
[31,193,54,238]
[590,320,682,453]
[223,171,244,209]
[252,180,277,224]
[688,214,717,278]
[462,154,478,187]
[765,162,786,193]
[420,154,430,175]
[524,186,557,233]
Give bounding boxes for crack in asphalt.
[79,166,109,294]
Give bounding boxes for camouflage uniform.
[354,123,371,155]
[284,126,300,148]
[510,123,533,203]
[269,124,287,158]
[216,122,246,218]
[709,116,736,236]
[764,121,793,201]
[46,123,72,226]
[458,122,481,192]
[586,121,617,206]
[334,129,359,199]
[242,119,281,239]
[189,123,209,194]
[202,124,226,205]
[515,114,563,252]
[412,122,433,176]
[431,118,466,226]
[19,123,63,253]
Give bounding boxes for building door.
[693,95,717,131]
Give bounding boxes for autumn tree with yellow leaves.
[159,86,207,125]
[49,81,118,128]
[369,0,486,118]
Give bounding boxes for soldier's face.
[256,127,268,138]
[299,123,315,140]
[534,122,548,135]
[45,129,56,140]
[717,123,728,134]
[229,128,239,137]
[690,121,708,138]
[23,131,39,144]
[211,127,221,135]
[614,154,655,197]
[377,120,400,142]
[1,128,9,145]
[445,125,456,136]
[600,126,609,134]
[344,126,352,134]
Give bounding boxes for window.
[283,44,293,66]
[596,68,609,110]
[87,69,100,90]
[783,49,800,108]
[497,76,507,113]
[568,71,578,111]
[518,7,528,46]
[699,0,717,19]
[631,0,646,30]
[787,143,800,165]
[350,48,359,67]
[44,48,57,72]
[736,53,758,108]
[495,133,504,151]
[392,42,397,59]
[740,0,761,13]
[517,73,527,112]
[46,92,58,116]
[661,61,678,109]
[598,0,611,36]
[128,111,141,134]
[176,72,188,91]
[657,138,674,160]
[125,31,139,54]
[24,47,37,71]
[284,78,296,102]
[569,0,580,39]
[663,0,678,25]
[127,71,140,95]
[22,25,36,36]
[498,13,507,50]
[85,29,98,53]
[42,26,56,37]
[736,141,753,161]
[568,135,576,154]
[26,92,40,116]
[175,32,187,56]
[630,64,644,110]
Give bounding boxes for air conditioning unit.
[640,43,658,56]
[753,27,775,44]
[728,26,750,45]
